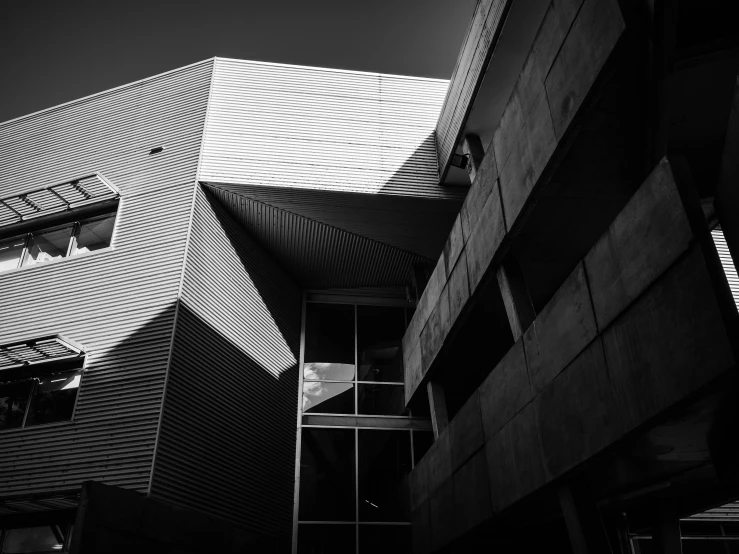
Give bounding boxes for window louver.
[0,336,83,370]
[0,174,119,228]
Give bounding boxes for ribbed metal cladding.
[712,228,739,309]
[207,185,430,289]
[149,186,302,539]
[435,0,510,180]
[0,60,213,497]
[200,57,463,201]
[205,181,462,259]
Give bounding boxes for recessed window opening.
[0,209,117,274]
[0,337,85,432]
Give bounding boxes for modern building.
[1,0,739,553]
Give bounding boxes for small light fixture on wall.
[149,146,164,155]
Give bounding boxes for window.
[0,369,82,430]
[0,336,85,431]
[0,522,74,553]
[0,212,116,273]
[0,173,119,274]
[301,304,410,416]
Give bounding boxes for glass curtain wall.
[296,301,433,554]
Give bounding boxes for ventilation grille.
[0,335,83,371]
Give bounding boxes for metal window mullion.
[66,222,80,257]
[292,293,308,554]
[355,426,359,554]
[354,304,358,416]
[17,233,31,268]
[20,378,37,428]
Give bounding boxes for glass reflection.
[299,428,355,521]
[72,214,115,254]
[26,371,81,427]
[303,382,353,414]
[0,236,26,272]
[358,430,411,522]
[23,225,74,266]
[357,383,404,416]
[297,523,355,554]
[304,362,355,381]
[357,306,406,383]
[304,303,355,364]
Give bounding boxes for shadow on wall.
[149,185,302,542]
[377,131,465,259]
[151,300,298,543]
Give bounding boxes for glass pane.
[357,383,404,416]
[297,524,355,554]
[72,213,116,254]
[412,431,434,466]
[357,306,406,383]
[358,525,411,554]
[1,526,63,553]
[304,362,354,381]
[0,380,33,430]
[23,225,73,266]
[358,430,411,522]
[303,382,354,414]
[25,371,81,427]
[299,428,355,521]
[304,303,355,365]
[0,236,27,272]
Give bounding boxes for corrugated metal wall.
[149,186,302,539]
[200,58,458,200]
[435,0,510,180]
[0,60,213,497]
[207,185,429,289]
[712,228,739,309]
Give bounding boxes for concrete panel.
[524,90,557,187]
[404,340,423,405]
[479,339,531,441]
[524,262,597,395]
[448,250,470,328]
[466,180,507,293]
[411,500,432,554]
[545,0,625,139]
[409,454,430,512]
[461,151,497,242]
[448,390,485,472]
[430,478,456,552]
[604,246,735,433]
[499,130,535,231]
[485,402,545,512]
[421,286,451,371]
[426,430,453,495]
[493,92,525,173]
[444,215,464,277]
[584,159,693,331]
[454,448,493,536]
[535,338,623,479]
[517,0,585,118]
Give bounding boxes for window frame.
[0,203,118,275]
[0,358,86,434]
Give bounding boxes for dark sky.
[0,0,476,122]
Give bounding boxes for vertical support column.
[496,258,536,341]
[650,506,683,554]
[427,381,449,440]
[559,478,613,554]
[463,134,485,183]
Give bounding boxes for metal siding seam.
[146,58,217,495]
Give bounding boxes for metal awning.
[0,335,84,371]
[0,173,119,228]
